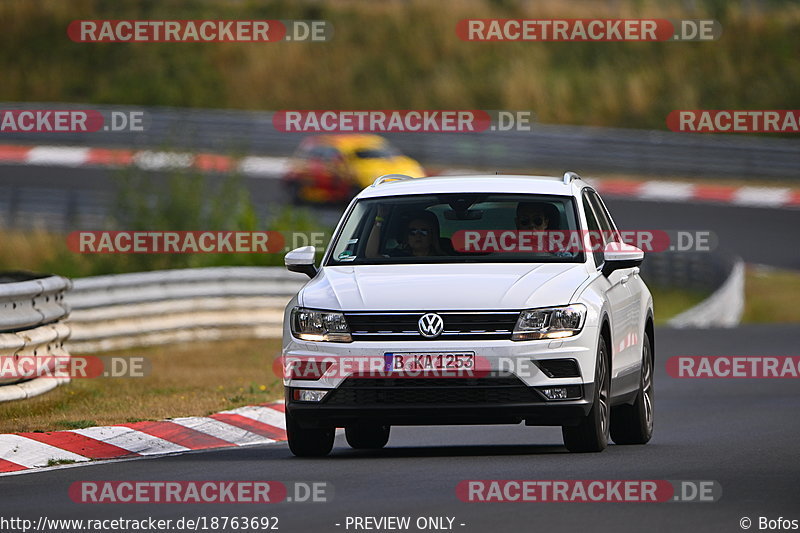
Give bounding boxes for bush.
[0,169,329,277]
[1,0,798,130]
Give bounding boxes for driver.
[515,202,553,231]
[365,209,444,258]
[399,211,444,257]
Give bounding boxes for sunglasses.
[407,228,430,236]
[519,215,546,226]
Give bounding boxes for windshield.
[326,193,584,265]
[352,146,400,159]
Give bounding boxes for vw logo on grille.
[418,313,444,338]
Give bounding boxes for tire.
[611,332,654,445]
[345,424,390,449]
[285,181,304,205]
[562,336,610,453]
[286,411,334,457]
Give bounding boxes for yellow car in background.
[283,134,425,204]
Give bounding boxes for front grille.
[344,311,519,341]
[535,359,581,378]
[325,374,541,405]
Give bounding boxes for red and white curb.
[0,402,287,476]
[0,143,288,177]
[2,143,798,209]
[441,169,800,209]
[588,178,800,209]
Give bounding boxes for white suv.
[282,173,654,456]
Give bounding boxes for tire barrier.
[0,272,72,401]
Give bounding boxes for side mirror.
[285,246,318,278]
[601,242,644,277]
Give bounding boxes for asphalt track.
[603,197,799,270]
[2,164,799,532]
[2,324,798,532]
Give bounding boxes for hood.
[300,263,588,311]
[350,156,425,187]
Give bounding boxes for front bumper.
[282,326,599,428]
[285,382,595,428]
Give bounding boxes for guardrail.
[639,249,744,328]
[0,255,743,402]
[65,267,307,353]
[0,273,72,402]
[62,255,745,351]
[668,259,745,328]
[63,254,743,354]
[2,102,798,179]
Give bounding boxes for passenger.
[365,209,444,258]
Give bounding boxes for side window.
[588,190,618,243]
[309,145,339,161]
[582,194,605,268]
[326,147,343,162]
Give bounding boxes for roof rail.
[372,174,415,187]
[563,171,582,184]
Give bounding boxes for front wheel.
[611,332,654,445]
[562,336,610,453]
[286,411,334,457]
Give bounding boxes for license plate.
[384,352,475,372]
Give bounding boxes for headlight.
[512,304,586,341]
[291,307,352,342]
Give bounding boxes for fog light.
[292,389,328,402]
[541,387,569,400]
[538,385,583,400]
